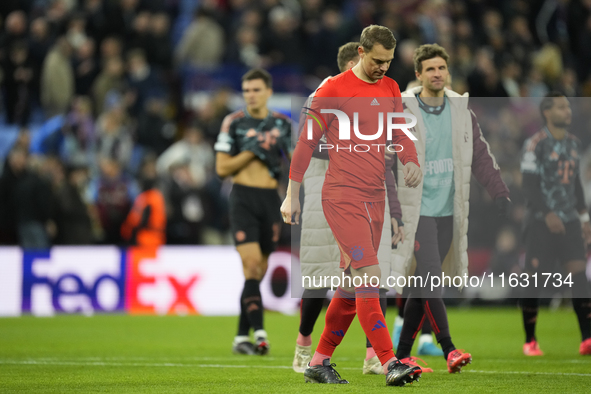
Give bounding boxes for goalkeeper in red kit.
[281,25,423,386]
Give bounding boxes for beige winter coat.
[41,48,74,116]
[391,86,507,293]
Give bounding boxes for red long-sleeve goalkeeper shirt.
[290,69,419,203]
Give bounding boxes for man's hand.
[403,162,422,188]
[495,197,512,218]
[243,131,280,172]
[391,217,404,247]
[545,212,565,234]
[582,221,591,246]
[280,195,301,225]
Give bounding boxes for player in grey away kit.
[520,92,591,356]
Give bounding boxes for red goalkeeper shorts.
[321,199,385,270]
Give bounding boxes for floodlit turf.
[1,307,590,393]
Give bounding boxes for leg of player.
[564,260,591,355]
[392,295,406,350]
[363,290,388,375]
[392,294,441,356]
[304,201,418,385]
[304,271,418,384]
[233,243,269,355]
[521,297,543,356]
[396,216,470,373]
[417,314,444,356]
[351,264,421,386]
[293,288,328,372]
[304,272,356,384]
[521,220,554,356]
[395,293,434,373]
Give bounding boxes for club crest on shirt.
[350,246,364,261]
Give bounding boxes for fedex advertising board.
[0,246,300,317]
[125,246,244,316]
[21,247,125,316]
[0,247,23,317]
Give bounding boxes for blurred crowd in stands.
[1,0,591,273]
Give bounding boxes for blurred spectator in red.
[90,155,139,244]
[121,155,166,247]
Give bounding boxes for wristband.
[580,212,590,223]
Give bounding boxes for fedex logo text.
[21,248,125,315]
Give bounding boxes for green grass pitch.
[1,307,590,393]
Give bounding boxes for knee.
[242,256,265,279]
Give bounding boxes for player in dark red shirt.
[281,25,422,386]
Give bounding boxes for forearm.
[391,134,419,166]
[289,139,316,182]
[575,174,587,213]
[216,151,256,178]
[385,155,401,219]
[471,111,509,199]
[286,179,301,199]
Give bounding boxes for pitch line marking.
[1,360,591,377]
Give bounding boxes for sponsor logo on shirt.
[424,159,453,176]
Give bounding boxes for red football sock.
[356,286,395,365]
[314,287,357,362]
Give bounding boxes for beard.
[427,81,445,92]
